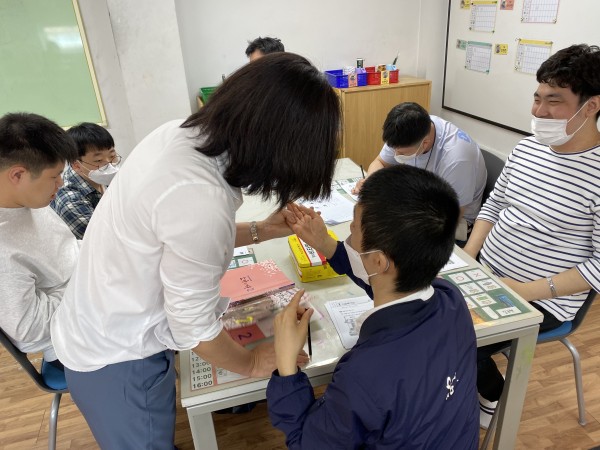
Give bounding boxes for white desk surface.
[179,157,543,450]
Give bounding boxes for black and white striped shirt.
[478,137,600,321]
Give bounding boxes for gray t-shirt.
[0,206,78,361]
[379,115,487,223]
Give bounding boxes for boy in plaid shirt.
[51,123,121,239]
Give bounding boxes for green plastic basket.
[199,86,217,104]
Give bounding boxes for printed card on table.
[459,282,484,296]
[442,268,532,325]
[464,297,477,309]
[448,272,472,284]
[472,293,495,306]
[228,246,257,270]
[465,269,487,281]
[497,306,521,317]
[481,306,499,320]
[478,278,501,291]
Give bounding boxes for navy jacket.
[267,243,478,449]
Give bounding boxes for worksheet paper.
[300,191,355,225]
[439,253,470,273]
[336,177,361,202]
[325,296,373,349]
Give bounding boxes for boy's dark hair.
[359,165,459,292]
[181,52,340,208]
[537,44,600,119]
[0,112,77,176]
[67,122,115,158]
[245,36,285,57]
[382,102,432,148]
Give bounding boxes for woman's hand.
[284,203,338,258]
[258,208,295,241]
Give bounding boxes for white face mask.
[343,238,387,285]
[88,163,120,185]
[393,139,425,164]
[531,100,589,146]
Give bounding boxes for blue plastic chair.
[482,289,597,449]
[0,328,67,450]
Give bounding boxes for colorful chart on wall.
[443,0,595,135]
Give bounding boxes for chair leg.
[480,405,500,450]
[48,393,62,450]
[560,337,586,426]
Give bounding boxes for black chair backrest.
[0,327,66,394]
[570,290,597,334]
[481,148,506,204]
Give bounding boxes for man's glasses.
[79,154,122,172]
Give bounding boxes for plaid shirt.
[50,166,103,239]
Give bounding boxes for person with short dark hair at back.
[354,102,487,244]
[50,122,120,239]
[245,36,285,61]
[0,112,78,371]
[267,165,479,449]
[464,43,600,429]
[51,52,341,449]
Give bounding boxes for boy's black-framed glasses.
[78,154,122,172]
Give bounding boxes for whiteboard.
[0,0,105,127]
[442,0,598,135]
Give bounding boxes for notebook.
[220,259,295,305]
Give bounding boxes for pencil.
[360,165,366,178]
[307,321,313,357]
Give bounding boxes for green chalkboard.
[0,0,105,127]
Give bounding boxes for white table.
[179,158,543,450]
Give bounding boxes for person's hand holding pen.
[351,164,367,195]
[273,289,314,376]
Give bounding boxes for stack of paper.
[299,191,355,225]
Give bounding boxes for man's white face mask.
[343,237,388,285]
[531,100,589,146]
[394,139,425,164]
[88,163,120,185]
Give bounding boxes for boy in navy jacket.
[267,165,479,449]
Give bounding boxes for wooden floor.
[1,302,599,449]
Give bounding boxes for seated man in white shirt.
[0,112,79,370]
[354,102,487,244]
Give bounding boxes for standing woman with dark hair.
[51,52,340,449]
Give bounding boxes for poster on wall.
[515,39,552,75]
[469,1,498,32]
[466,41,493,73]
[521,0,560,23]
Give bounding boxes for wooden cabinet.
[335,77,432,169]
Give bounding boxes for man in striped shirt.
[464,44,600,428]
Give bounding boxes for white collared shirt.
[355,286,434,332]
[51,120,243,371]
